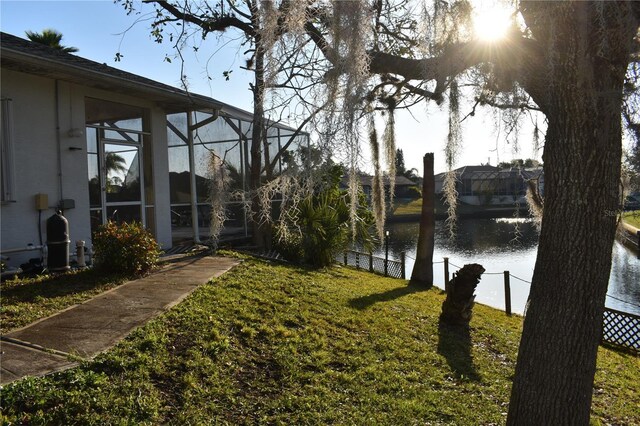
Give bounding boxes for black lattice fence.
[338,250,405,279]
[338,252,639,352]
[602,307,640,351]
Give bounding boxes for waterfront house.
[434,165,544,214]
[1,32,308,268]
[342,174,419,201]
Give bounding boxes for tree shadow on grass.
[348,283,428,310]
[437,322,481,382]
[0,270,125,304]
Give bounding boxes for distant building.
[435,165,544,207]
[341,174,418,200]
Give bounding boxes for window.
[1,98,16,202]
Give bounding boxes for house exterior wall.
[1,70,79,267]
[1,69,173,268]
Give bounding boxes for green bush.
[404,185,422,199]
[272,223,304,263]
[92,221,161,276]
[274,165,376,268]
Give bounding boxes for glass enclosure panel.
[106,205,141,224]
[169,145,191,204]
[90,209,102,236]
[193,145,212,203]
[103,129,139,142]
[193,141,244,202]
[86,127,98,153]
[241,121,252,139]
[223,203,247,234]
[111,118,143,132]
[104,143,141,203]
[266,126,279,138]
[87,152,100,208]
[167,113,188,147]
[194,113,241,142]
[196,204,211,229]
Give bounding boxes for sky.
[1,0,544,175]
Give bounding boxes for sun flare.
[473,3,512,42]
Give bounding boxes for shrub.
[404,185,422,199]
[272,223,304,263]
[274,165,376,268]
[92,221,161,276]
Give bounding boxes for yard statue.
[440,264,486,326]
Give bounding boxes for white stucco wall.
[1,70,71,267]
[1,69,174,268]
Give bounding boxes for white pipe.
[55,80,64,202]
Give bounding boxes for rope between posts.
[444,257,532,283]
[509,274,532,284]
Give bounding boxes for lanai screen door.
[87,126,146,235]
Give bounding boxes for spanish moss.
[207,153,230,251]
[368,111,386,239]
[383,105,397,208]
[444,79,462,238]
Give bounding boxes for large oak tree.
[123,0,639,422]
[305,1,639,423]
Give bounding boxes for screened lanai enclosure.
[166,109,309,245]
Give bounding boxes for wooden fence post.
[504,271,512,316]
[369,251,373,272]
[343,251,347,265]
[401,252,406,279]
[444,257,450,294]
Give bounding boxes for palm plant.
[25,29,78,53]
[105,152,127,175]
[274,165,376,268]
[104,152,128,192]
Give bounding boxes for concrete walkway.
[0,255,240,385]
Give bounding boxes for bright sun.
[473,3,512,42]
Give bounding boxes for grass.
[622,210,640,229]
[392,199,423,216]
[1,269,127,334]
[1,254,638,425]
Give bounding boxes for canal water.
[373,218,640,315]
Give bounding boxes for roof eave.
[1,48,220,112]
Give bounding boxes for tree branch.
[146,0,256,37]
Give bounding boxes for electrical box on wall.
[35,193,48,211]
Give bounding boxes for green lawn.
[1,269,127,334]
[392,199,423,216]
[1,254,638,424]
[622,210,640,229]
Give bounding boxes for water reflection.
[372,218,639,315]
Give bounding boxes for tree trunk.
[249,38,271,249]
[507,4,634,423]
[410,153,435,287]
